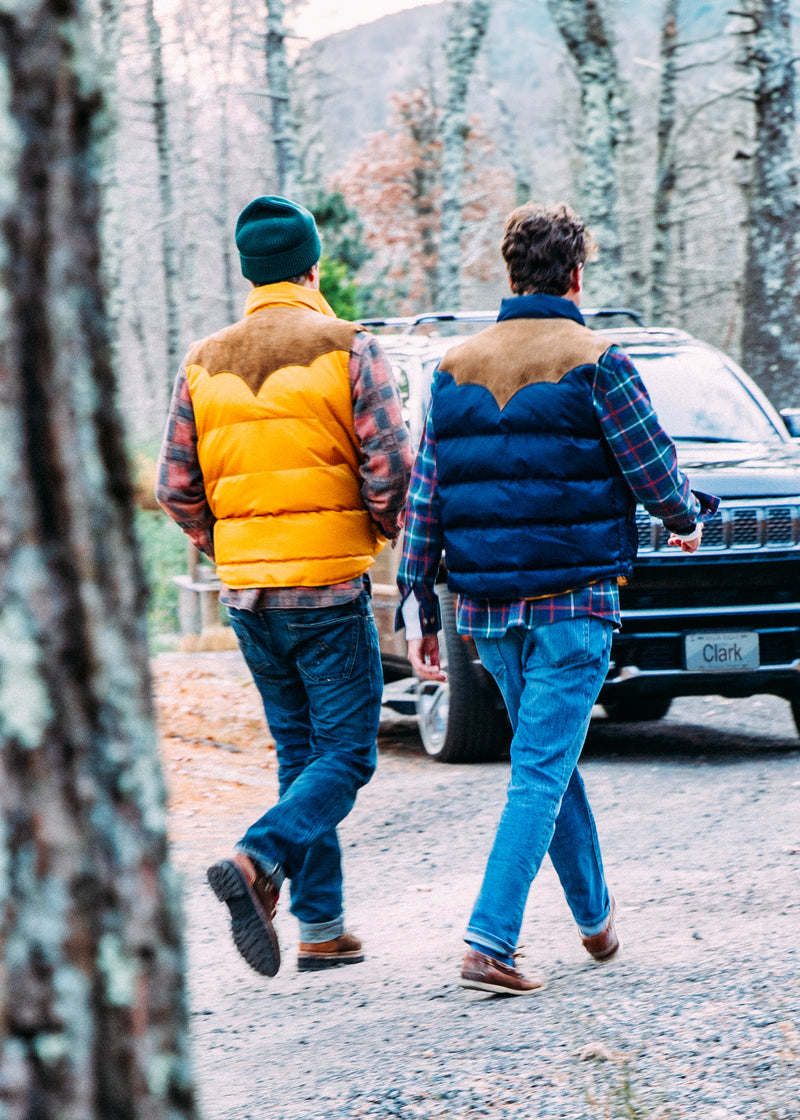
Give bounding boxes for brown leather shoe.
[207,852,281,977]
[459,949,545,996]
[581,898,620,962]
[297,932,364,972]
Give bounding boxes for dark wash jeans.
[227,591,381,942]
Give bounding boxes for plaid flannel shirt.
[397,342,718,639]
[156,329,413,610]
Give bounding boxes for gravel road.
[158,652,800,1120]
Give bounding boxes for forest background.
[112,0,800,444]
[116,0,800,644]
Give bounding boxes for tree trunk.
[651,0,679,322]
[0,2,198,1117]
[173,0,208,340]
[209,0,239,324]
[145,0,183,402]
[409,93,444,309]
[266,0,299,198]
[484,80,533,207]
[95,0,124,366]
[437,0,493,310]
[546,0,629,306]
[737,0,800,404]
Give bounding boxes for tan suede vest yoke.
[439,318,611,410]
[186,306,360,397]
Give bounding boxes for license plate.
[684,631,759,672]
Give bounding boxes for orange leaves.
[333,88,514,314]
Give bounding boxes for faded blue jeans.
[227,591,381,942]
[468,615,614,961]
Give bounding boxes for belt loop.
[362,572,372,597]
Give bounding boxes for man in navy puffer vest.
[397,202,717,995]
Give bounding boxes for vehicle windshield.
[630,348,781,443]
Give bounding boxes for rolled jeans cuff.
[464,926,516,960]
[577,905,612,938]
[298,914,345,943]
[234,844,286,892]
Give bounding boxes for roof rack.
[584,308,644,326]
[361,307,643,333]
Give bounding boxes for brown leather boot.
[297,932,365,971]
[207,852,280,977]
[459,949,545,996]
[581,896,620,962]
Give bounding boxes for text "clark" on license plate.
[684,631,760,672]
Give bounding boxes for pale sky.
[291,0,436,42]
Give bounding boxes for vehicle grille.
[635,502,800,552]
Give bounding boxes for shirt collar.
[497,293,585,326]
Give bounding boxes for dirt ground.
[153,650,800,1120]
[153,649,279,852]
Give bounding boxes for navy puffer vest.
[431,299,638,601]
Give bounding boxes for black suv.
[368,313,800,762]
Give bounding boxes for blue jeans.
[468,615,614,961]
[227,592,381,942]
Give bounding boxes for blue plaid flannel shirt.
[397,343,718,639]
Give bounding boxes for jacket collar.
[244,283,336,319]
[497,293,585,326]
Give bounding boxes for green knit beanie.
[235,196,321,285]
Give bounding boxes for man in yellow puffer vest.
[157,196,413,978]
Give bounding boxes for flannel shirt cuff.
[694,490,721,520]
[669,524,702,543]
[395,587,442,637]
[661,489,720,536]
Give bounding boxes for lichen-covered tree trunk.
[0,2,199,1117]
[95,0,124,364]
[484,82,532,207]
[266,0,299,198]
[414,104,444,309]
[172,0,212,340]
[651,0,679,322]
[546,0,629,305]
[209,0,239,325]
[437,0,493,309]
[145,0,182,402]
[737,0,800,404]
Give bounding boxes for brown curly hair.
[501,202,596,296]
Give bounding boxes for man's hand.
[668,524,702,553]
[408,635,447,682]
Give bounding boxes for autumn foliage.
[334,88,515,315]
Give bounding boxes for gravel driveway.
[157,653,800,1120]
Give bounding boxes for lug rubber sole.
[297,951,365,972]
[207,860,280,977]
[459,976,546,996]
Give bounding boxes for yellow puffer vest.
[185,285,386,589]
